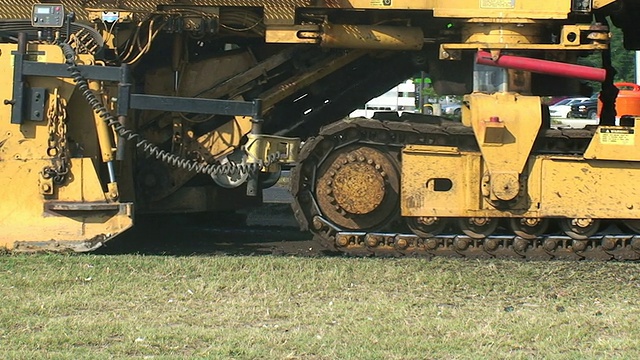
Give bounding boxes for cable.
[59,42,281,177]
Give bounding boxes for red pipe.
[476,51,607,82]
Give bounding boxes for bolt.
[418,217,437,226]
[396,238,409,249]
[484,238,499,251]
[312,218,324,230]
[358,156,365,162]
[513,238,529,253]
[425,238,439,250]
[471,217,489,226]
[572,240,588,252]
[41,183,51,192]
[573,218,592,228]
[454,238,469,251]
[33,111,41,117]
[601,237,616,251]
[336,236,349,247]
[347,154,356,162]
[542,239,557,252]
[365,236,380,247]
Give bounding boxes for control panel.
[31,4,64,28]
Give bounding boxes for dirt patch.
[95,203,330,257]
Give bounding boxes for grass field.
[2,254,640,359]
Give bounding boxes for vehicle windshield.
[553,99,571,106]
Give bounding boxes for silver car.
[549,97,590,118]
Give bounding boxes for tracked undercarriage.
[291,116,640,261]
[1,0,640,254]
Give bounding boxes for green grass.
[2,255,640,359]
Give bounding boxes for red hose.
[476,51,607,82]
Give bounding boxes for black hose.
[59,42,277,176]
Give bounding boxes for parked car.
[441,103,462,116]
[569,97,598,119]
[548,97,590,118]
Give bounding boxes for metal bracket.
[245,133,301,167]
[27,88,46,121]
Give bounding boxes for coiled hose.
[59,42,280,176]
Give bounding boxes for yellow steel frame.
[401,145,640,220]
[0,44,132,251]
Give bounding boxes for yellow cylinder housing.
[321,24,424,50]
[463,23,544,44]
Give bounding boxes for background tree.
[579,25,636,90]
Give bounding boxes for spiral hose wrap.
[60,42,280,177]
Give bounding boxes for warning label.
[370,0,392,6]
[600,128,635,145]
[480,0,515,8]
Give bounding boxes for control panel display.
[31,4,64,28]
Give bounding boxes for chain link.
[43,88,70,184]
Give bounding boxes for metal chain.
[59,42,286,178]
[42,88,70,184]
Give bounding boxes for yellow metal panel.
[319,0,435,9]
[433,0,572,19]
[0,157,132,250]
[593,0,619,9]
[401,145,483,217]
[584,118,640,161]
[540,157,640,219]
[193,116,253,160]
[401,144,640,220]
[0,44,132,250]
[465,93,541,201]
[57,158,109,202]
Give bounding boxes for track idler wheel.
[457,217,498,239]
[509,218,549,239]
[314,145,400,231]
[406,217,447,238]
[559,218,601,240]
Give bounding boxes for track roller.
[560,218,601,240]
[457,217,498,239]
[406,217,447,238]
[509,218,549,239]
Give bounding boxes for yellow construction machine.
[0,1,639,259]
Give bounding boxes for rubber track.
[290,116,640,261]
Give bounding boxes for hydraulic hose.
[59,42,279,176]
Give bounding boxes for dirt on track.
[94,203,331,257]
